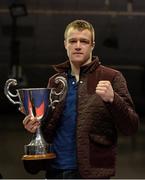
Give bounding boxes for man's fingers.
[96,86,107,91]
[18,106,25,114]
[96,80,114,103]
[97,81,110,87]
[26,124,39,133]
[98,81,110,84]
[22,115,40,133]
[22,115,33,125]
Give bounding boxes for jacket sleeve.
[106,71,140,136]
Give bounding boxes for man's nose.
[75,41,81,49]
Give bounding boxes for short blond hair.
[64,19,95,43]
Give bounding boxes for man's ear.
[92,41,95,50]
[64,40,67,50]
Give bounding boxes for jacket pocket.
[90,119,118,146]
[89,133,114,146]
[89,140,116,168]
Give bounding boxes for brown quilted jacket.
[41,57,139,178]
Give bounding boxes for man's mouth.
[73,52,83,54]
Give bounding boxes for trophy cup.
[4,76,67,160]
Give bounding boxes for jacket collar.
[52,56,101,74]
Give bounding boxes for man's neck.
[71,63,80,82]
[70,56,92,82]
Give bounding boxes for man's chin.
[71,59,83,66]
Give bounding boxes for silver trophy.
[4,76,67,160]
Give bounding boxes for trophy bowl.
[4,77,67,160]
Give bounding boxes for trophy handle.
[50,76,67,109]
[4,79,21,105]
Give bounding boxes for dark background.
[0,0,145,179]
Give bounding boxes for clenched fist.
[96,80,114,103]
[23,115,40,133]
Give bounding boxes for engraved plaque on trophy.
[4,76,67,160]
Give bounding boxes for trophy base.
[22,152,56,160]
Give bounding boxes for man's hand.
[96,80,114,103]
[23,115,40,133]
[18,106,25,114]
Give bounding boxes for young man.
[23,19,139,179]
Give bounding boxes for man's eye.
[81,40,89,44]
[69,40,76,43]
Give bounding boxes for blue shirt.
[52,72,78,169]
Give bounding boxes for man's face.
[64,28,94,67]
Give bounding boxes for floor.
[0,112,145,179]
